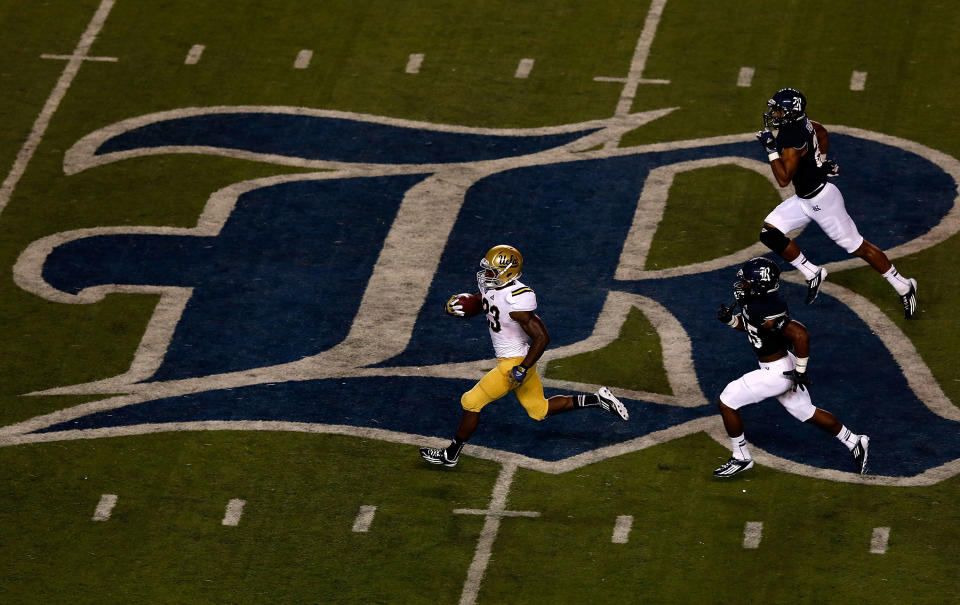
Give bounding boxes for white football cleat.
[597,387,628,421]
[713,457,755,478]
[900,279,918,319]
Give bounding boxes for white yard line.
[185,44,205,65]
[458,463,539,605]
[41,53,117,62]
[870,526,890,554]
[850,70,868,91]
[405,53,424,74]
[742,521,763,549]
[605,0,669,149]
[0,0,116,217]
[91,493,118,521]
[611,515,633,543]
[351,505,377,532]
[294,50,313,70]
[222,498,246,526]
[514,58,535,79]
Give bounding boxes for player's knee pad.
[461,388,489,413]
[526,404,548,421]
[759,225,790,254]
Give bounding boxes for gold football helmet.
[477,245,523,291]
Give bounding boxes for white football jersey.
[482,280,537,358]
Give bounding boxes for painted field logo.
[8,107,960,484]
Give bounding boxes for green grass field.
[1,1,959,603]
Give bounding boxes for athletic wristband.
[767,151,780,161]
[726,314,739,327]
[795,356,808,373]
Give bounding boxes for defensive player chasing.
[419,245,629,468]
[713,257,869,478]
[756,87,918,318]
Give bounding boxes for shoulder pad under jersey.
[507,284,537,311]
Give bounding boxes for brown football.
[454,293,483,317]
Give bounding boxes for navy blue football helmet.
[763,88,807,130]
[734,257,781,301]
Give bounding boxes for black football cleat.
[852,435,870,475]
[419,447,458,467]
[805,267,827,305]
[713,457,755,478]
[597,387,629,421]
[900,279,918,319]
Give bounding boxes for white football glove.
[445,293,470,317]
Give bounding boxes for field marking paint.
[222,498,246,526]
[406,53,424,74]
[611,515,633,543]
[185,44,205,65]
[453,508,540,518]
[615,156,788,281]
[602,0,670,149]
[781,278,960,423]
[737,67,755,87]
[850,71,868,91]
[6,111,960,485]
[514,58,535,79]
[0,0,115,217]
[870,526,890,554]
[599,2,685,148]
[92,494,118,521]
[743,521,763,548]
[294,50,313,70]
[41,54,117,62]
[6,414,960,487]
[352,505,377,532]
[457,463,539,605]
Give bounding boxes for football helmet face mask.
[763,87,807,130]
[477,245,523,292]
[733,256,781,302]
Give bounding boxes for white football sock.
[836,426,859,451]
[731,435,751,460]
[790,252,820,281]
[882,265,912,296]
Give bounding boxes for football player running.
[419,244,629,468]
[713,257,869,478]
[756,87,918,318]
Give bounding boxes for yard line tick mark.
[92,494,118,521]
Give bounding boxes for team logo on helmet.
[477,244,523,291]
[734,256,781,301]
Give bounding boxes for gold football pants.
[461,356,549,420]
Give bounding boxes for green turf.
[497,433,960,605]
[645,164,781,270]
[0,433,499,604]
[1,432,957,604]
[545,307,672,395]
